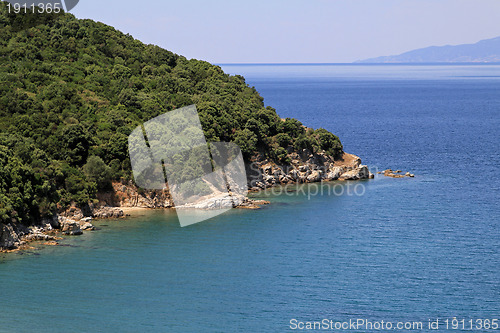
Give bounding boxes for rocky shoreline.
[0,207,122,253]
[1,151,376,253]
[247,151,374,191]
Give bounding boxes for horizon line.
[214,62,500,66]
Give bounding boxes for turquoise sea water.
[1,64,499,332]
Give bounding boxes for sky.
[71,0,500,63]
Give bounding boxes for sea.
[1,64,499,332]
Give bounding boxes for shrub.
[274,133,292,148]
[315,128,343,158]
[270,145,291,164]
[83,155,112,190]
[233,129,258,157]
[280,118,305,138]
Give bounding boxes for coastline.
[1,149,417,255]
[119,206,158,214]
[1,151,374,253]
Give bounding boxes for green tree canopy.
[83,155,112,190]
[0,2,343,224]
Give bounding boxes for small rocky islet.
[378,169,415,178]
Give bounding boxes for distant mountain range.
[356,36,500,63]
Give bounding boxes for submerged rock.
[381,169,415,178]
[80,222,95,231]
[237,198,271,209]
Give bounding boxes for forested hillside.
[0,3,343,225]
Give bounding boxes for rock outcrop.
[339,165,372,180]
[92,207,125,219]
[80,220,95,231]
[60,204,124,221]
[23,227,56,241]
[60,219,83,235]
[237,198,271,209]
[1,207,109,252]
[177,194,270,210]
[178,194,243,210]
[97,182,173,209]
[247,151,374,191]
[0,223,60,252]
[0,223,24,251]
[378,169,415,178]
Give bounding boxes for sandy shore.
[120,206,155,213]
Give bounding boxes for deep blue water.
[1,64,499,332]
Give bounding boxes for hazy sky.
[71,0,500,63]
